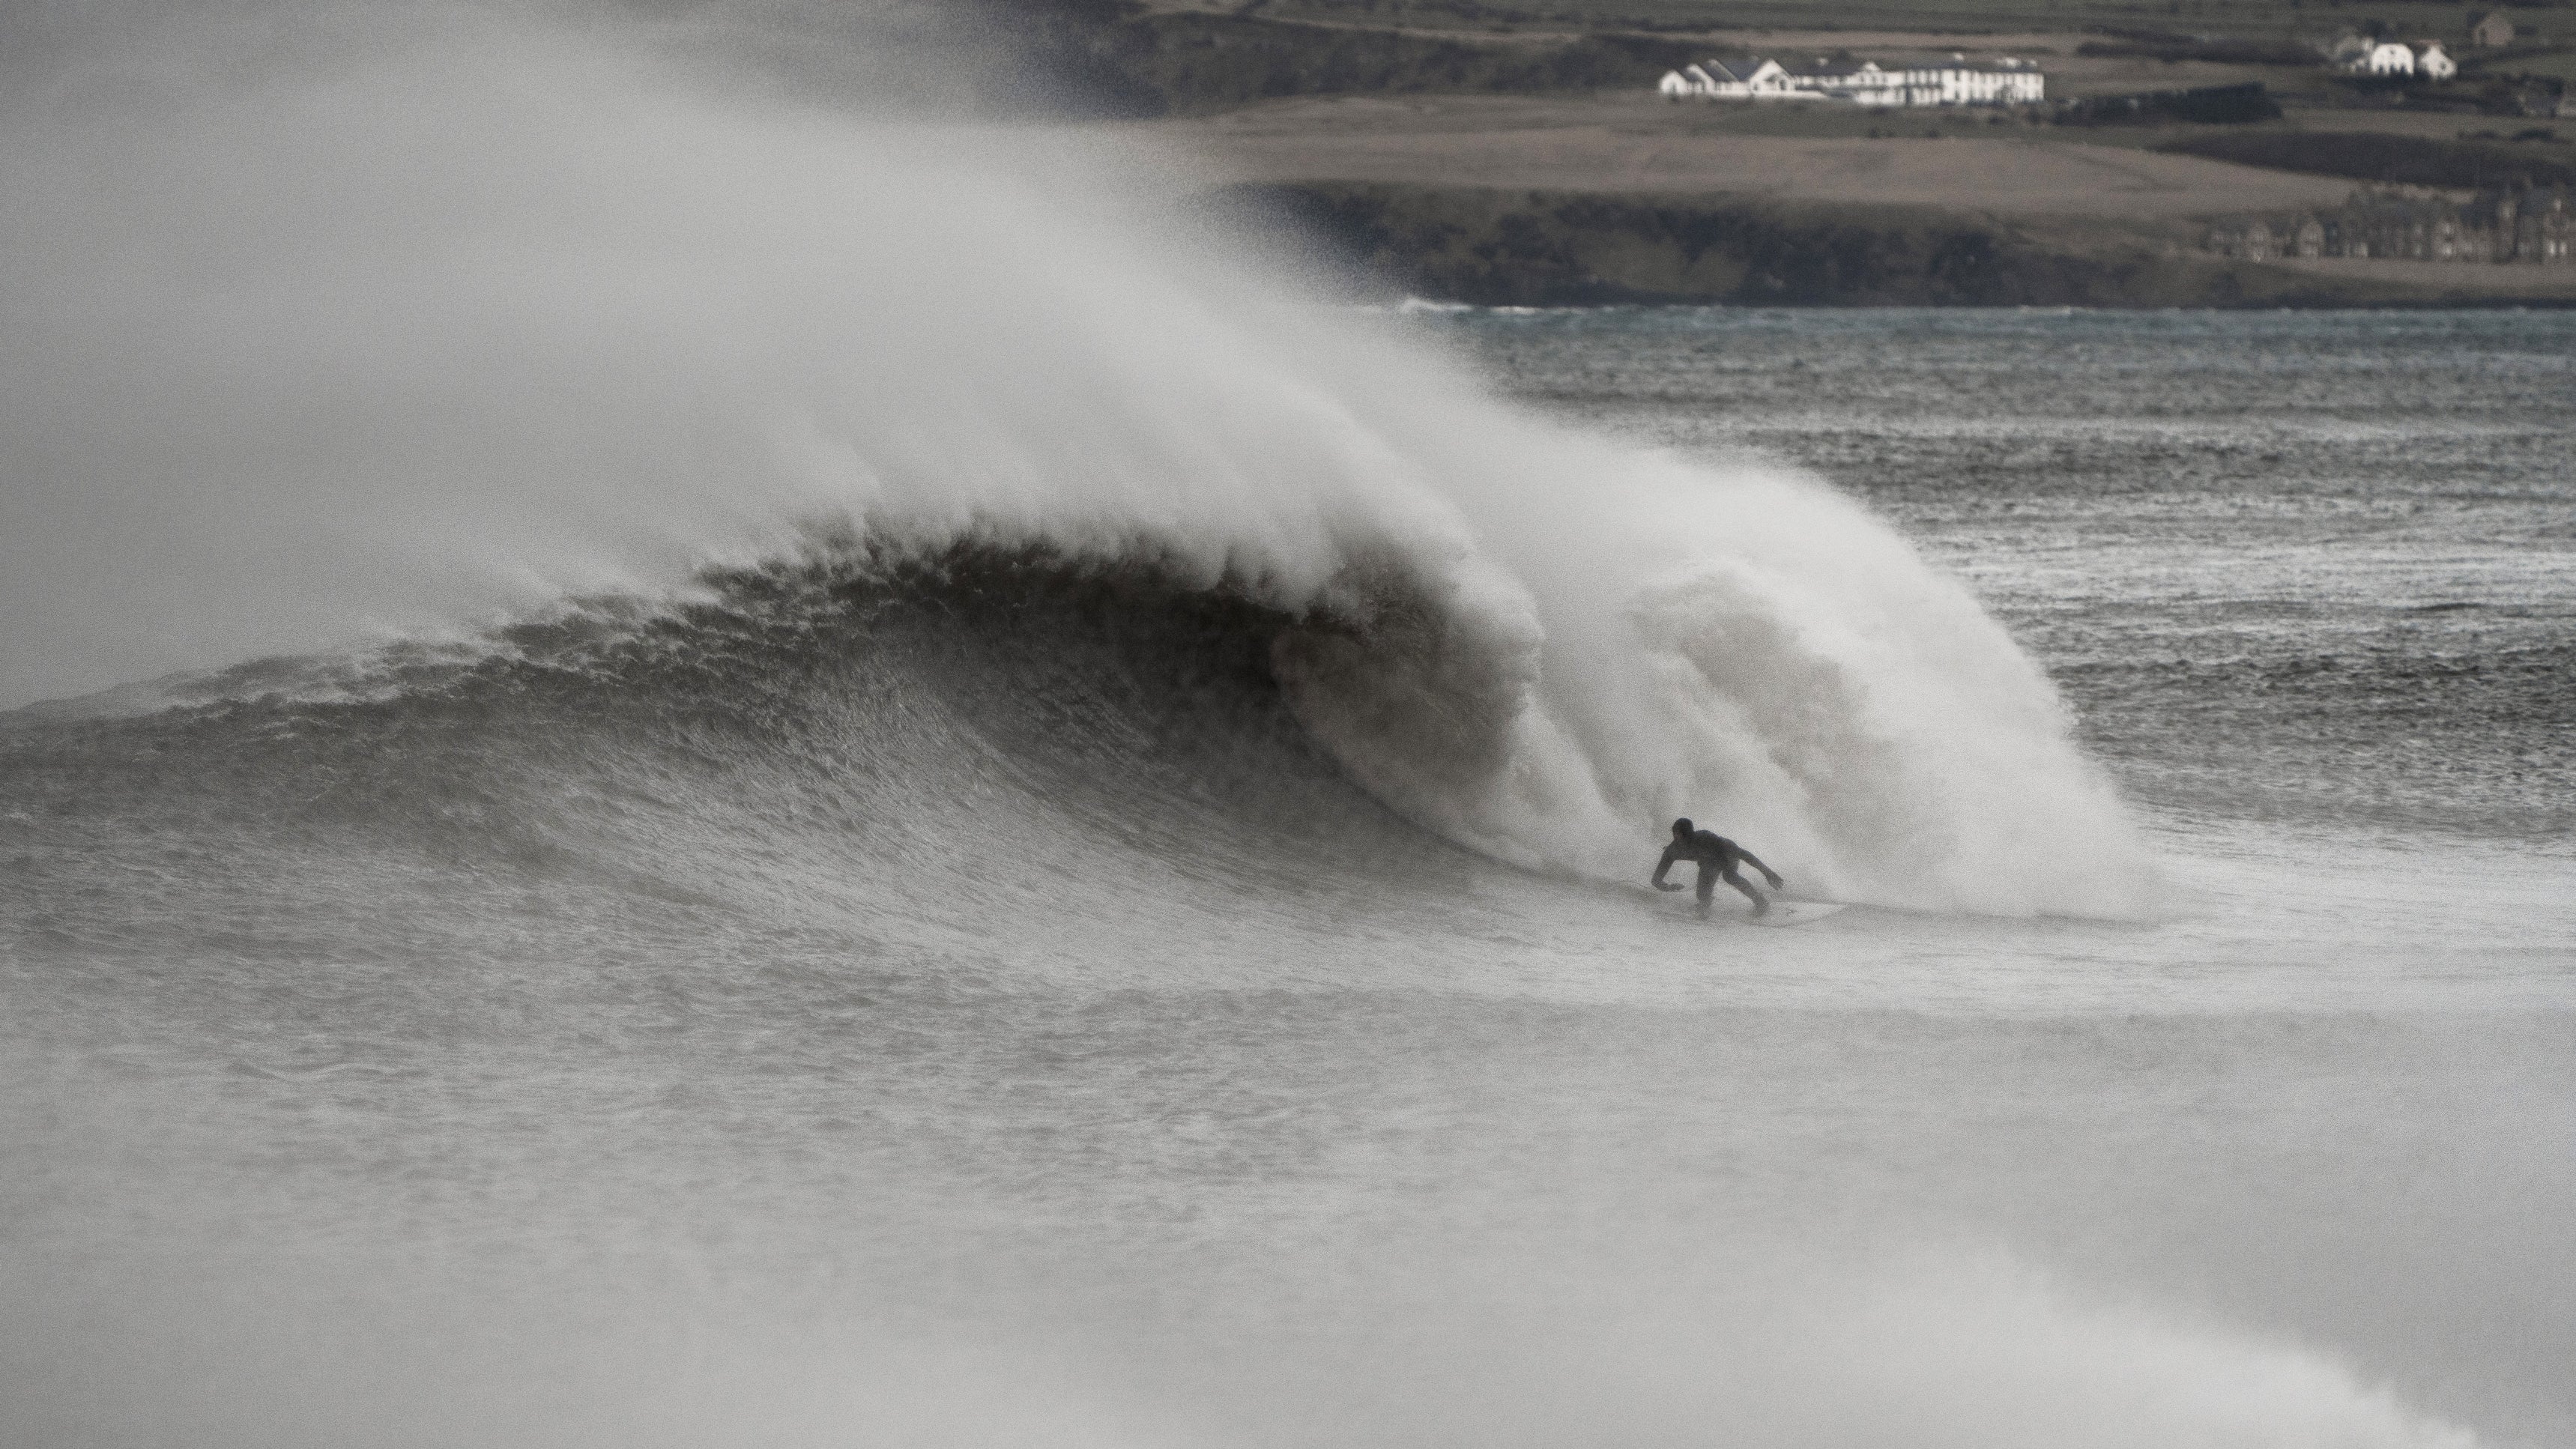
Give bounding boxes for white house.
[1820,57,2043,106]
[1890,57,2045,105]
[1660,58,1814,102]
[1800,59,1901,103]
[1717,58,1806,100]
[1660,54,2040,106]
[2417,42,2458,79]
[2353,41,2416,75]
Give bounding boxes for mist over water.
[0,7,2143,914]
[4,10,2572,1449]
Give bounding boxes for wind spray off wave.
[0,13,2151,916]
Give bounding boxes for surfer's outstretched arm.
[1651,844,1686,892]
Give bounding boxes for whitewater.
[3,10,2571,1449]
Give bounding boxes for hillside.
[1107,91,2576,306]
[1000,0,2576,305]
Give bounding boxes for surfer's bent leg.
[1693,862,1717,917]
[1722,867,1768,916]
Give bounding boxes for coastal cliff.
[1213,182,2576,308]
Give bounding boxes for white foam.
[1,1244,2482,1449]
[0,7,2152,915]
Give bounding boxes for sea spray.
[0,10,2149,914]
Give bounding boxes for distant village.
[2329,7,2530,79]
[1653,8,2573,271]
[1651,9,2548,111]
[2208,185,2575,266]
[1657,55,2044,108]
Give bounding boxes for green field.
[2488,44,2576,82]
[1060,0,2576,135]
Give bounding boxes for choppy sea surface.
[5,308,2572,1449]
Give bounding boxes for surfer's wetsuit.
[1652,819,1784,918]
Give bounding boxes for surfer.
[1652,818,1785,919]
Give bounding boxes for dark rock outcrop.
[1206,181,2576,307]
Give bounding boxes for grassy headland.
[1003,0,2576,305]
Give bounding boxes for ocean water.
[4,25,2574,1449]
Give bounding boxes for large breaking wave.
[6,18,2550,1449]
[0,11,2151,917]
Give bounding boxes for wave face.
[0,15,2146,916]
[5,550,1480,999]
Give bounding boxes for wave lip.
[1258,447,2157,919]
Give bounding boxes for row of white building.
[1657,56,2046,107]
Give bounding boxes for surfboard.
[1650,901,1847,927]
[1745,900,1848,927]
[1624,883,1848,927]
